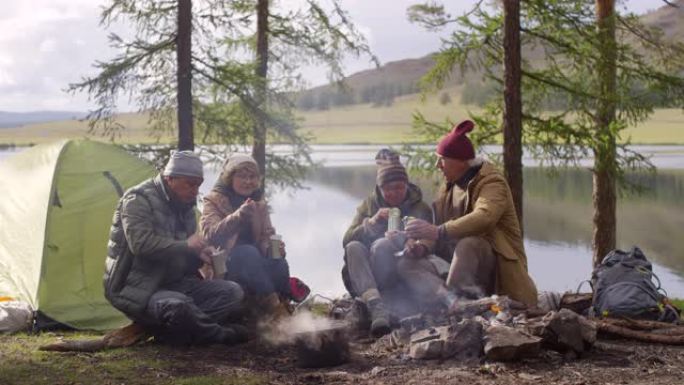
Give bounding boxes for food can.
[270,234,283,259]
[387,208,401,232]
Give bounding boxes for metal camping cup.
[270,234,283,259]
[387,208,401,232]
[402,216,416,231]
[210,249,227,278]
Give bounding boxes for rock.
[410,326,447,344]
[399,314,425,333]
[541,308,596,356]
[409,339,444,360]
[389,328,410,348]
[369,366,386,376]
[442,319,484,361]
[484,325,541,361]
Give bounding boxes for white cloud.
[0,0,667,111]
[39,38,57,53]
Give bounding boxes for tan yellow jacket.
[434,162,538,306]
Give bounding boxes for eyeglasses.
[234,172,260,182]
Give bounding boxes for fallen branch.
[597,321,684,345]
[559,293,592,314]
[601,318,682,331]
[39,323,148,352]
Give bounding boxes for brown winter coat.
[433,162,538,306]
[200,191,275,257]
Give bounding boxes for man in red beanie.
[405,120,538,307]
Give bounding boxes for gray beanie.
[223,153,258,175]
[163,151,204,178]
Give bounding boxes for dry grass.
[0,88,682,145]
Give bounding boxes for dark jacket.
[103,175,199,321]
[341,183,433,295]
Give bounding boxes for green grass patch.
[0,332,272,385]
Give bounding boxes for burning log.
[450,296,512,320]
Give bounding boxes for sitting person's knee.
[153,297,192,323]
[231,244,262,259]
[455,236,487,257]
[370,237,395,256]
[396,256,417,273]
[217,280,244,303]
[345,241,369,260]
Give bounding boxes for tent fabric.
[0,140,155,330]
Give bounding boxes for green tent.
[0,140,155,330]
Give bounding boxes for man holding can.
[405,120,538,307]
[341,149,434,337]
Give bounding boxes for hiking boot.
[221,323,249,345]
[367,298,391,338]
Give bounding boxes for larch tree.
[69,0,374,187]
[405,0,684,262]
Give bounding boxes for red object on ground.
[289,277,311,303]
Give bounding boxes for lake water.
[2,145,684,298]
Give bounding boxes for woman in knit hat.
[200,154,291,319]
[405,120,538,308]
[341,149,435,338]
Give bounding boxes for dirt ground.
[148,334,684,385]
[2,331,683,385]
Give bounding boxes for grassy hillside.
[0,112,173,145]
[2,87,681,146]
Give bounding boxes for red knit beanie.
[436,120,475,160]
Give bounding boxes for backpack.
[590,246,679,322]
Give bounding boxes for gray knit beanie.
[163,151,204,178]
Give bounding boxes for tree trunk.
[176,0,194,151]
[592,0,617,267]
[502,0,524,232]
[252,0,269,177]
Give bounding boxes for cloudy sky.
[0,0,662,112]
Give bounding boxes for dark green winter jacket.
[103,175,199,321]
[341,183,433,295]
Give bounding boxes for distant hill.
[640,0,684,41]
[297,1,684,111]
[0,111,86,129]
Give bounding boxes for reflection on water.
[254,166,684,298]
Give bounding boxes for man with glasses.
[104,151,247,346]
